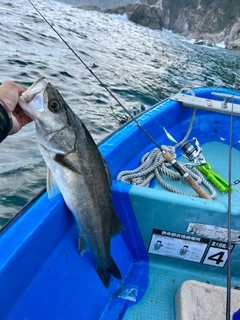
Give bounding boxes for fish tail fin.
[96,258,122,288]
[108,258,122,280]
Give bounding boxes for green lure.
[163,127,178,144]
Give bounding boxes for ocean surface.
[1,0,240,227]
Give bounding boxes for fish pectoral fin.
[47,168,61,199]
[78,236,89,256]
[54,154,81,174]
[111,212,124,237]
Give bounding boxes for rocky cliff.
[55,0,137,9]
[105,3,163,30]
[55,0,240,52]
[161,0,240,51]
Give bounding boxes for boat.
[1,86,240,319]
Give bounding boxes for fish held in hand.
[19,77,124,288]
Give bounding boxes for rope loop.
[116,146,216,199]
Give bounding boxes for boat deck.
[124,260,233,320]
[120,141,240,319]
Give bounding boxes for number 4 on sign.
[203,247,228,268]
[208,251,225,265]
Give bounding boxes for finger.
[14,104,27,115]
[19,114,33,127]
[9,112,33,135]
[16,84,27,95]
[2,81,26,94]
[12,109,32,124]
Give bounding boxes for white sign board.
[148,229,209,263]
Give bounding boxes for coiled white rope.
[117,88,217,199]
[116,146,216,199]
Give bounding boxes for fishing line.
[226,100,234,320]
[27,0,212,200]
[27,0,163,152]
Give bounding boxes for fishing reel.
[181,138,206,167]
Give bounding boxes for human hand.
[0,81,33,135]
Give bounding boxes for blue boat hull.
[1,87,240,319]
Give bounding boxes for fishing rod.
[27,0,211,200]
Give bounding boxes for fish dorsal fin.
[78,236,89,256]
[47,168,61,199]
[111,213,124,238]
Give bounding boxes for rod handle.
[184,175,212,200]
[163,152,212,200]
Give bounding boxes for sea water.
[1,0,240,226]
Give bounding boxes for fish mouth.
[21,77,48,103]
[19,76,48,119]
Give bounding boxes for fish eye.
[48,100,60,112]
